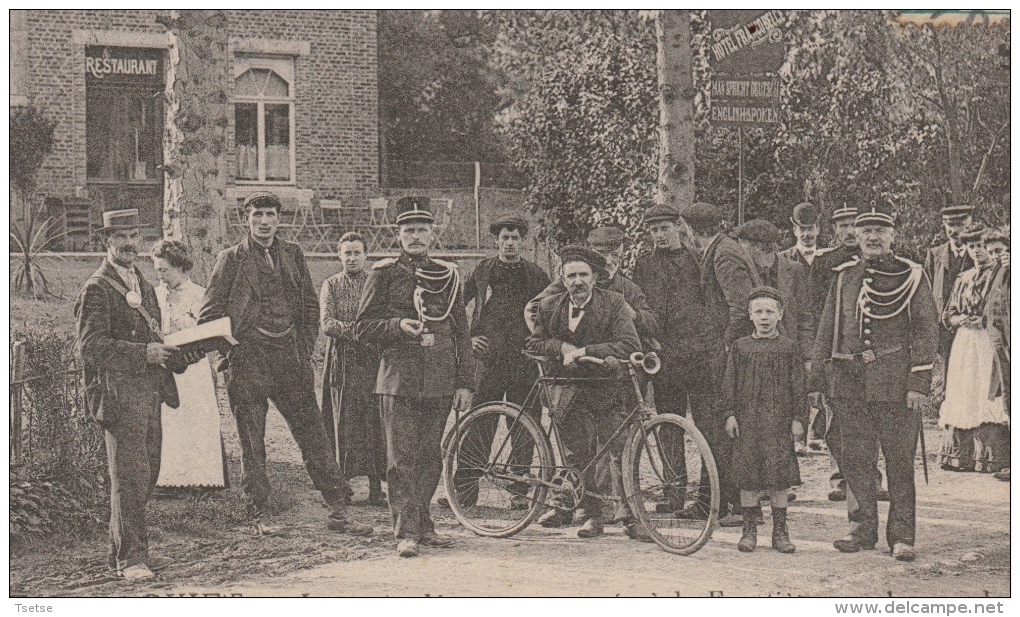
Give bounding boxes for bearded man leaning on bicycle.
[525,244,645,540]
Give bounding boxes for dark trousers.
[227,338,350,518]
[557,384,633,518]
[656,351,738,512]
[451,362,536,504]
[104,374,162,571]
[380,394,451,539]
[825,400,883,491]
[831,399,919,548]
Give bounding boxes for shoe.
[993,469,1010,482]
[738,511,757,553]
[787,491,797,503]
[833,536,876,553]
[118,564,155,580]
[718,512,743,528]
[419,532,455,548]
[828,488,847,502]
[538,508,572,528]
[771,508,795,554]
[327,505,374,536]
[892,542,916,562]
[147,556,174,571]
[623,520,654,543]
[437,496,452,508]
[875,489,890,502]
[368,490,388,507]
[576,517,605,539]
[397,539,419,558]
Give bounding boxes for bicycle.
[442,351,720,555]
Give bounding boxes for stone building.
[9,10,379,251]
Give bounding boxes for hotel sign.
[706,11,785,127]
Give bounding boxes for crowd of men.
[79,189,985,576]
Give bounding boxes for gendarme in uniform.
[812,204,938,561]
[354,196,474,557]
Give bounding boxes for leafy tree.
[492,10,659,254]
[378,10,507,166]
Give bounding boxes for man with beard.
[355,196,474,558]
[75,209,195,579]
[440,213,550,510]
[526,245,642,539]
[525,226,658,352]
[924,204,976,387]
[811,204,938,562]
[200,192,372,538]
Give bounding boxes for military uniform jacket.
[526,287,641,374]
[810,245,859,316]
[811,255,939,403]
[354,252,474,398]
[75,259,180,427]
[198,235,320,358]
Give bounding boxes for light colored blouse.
[155,278,206,335]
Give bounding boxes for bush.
[10,326,108,545]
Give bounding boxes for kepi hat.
[940,204,975,220]
[97,208,150,234]
[830,204,858,223]
[395,196,434,225]
[855,203,896,228]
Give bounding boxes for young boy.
[722,286,808,553]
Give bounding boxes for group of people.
[75,189,1008,577]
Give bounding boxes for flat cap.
[681,202,725,229]
[395,196,434,225]
[244,191,283,211]
[733,219,782,244]
[940,204,975,219]
[642,204,681,226]
[855,203,896,228]
[790,202,820,227]
[748,285,784,306]
[558,244,608,276]
[489,212,529,236]
[586,226,627,249]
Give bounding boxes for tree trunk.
[159,10,230,285]
[655,10,696,211]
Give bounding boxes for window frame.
[232,55,296,185]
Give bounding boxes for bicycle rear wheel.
[442,402,553,537]
[623,413,719,555]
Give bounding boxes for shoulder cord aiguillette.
[413,265,460,324]
[855,266,922,336]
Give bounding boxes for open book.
[164,317,238,355]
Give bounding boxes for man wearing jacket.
[924,204,975,385]
[355,196,475,558]
[199,192,372,538]
[811,204,938,561]
[443,213,550,510]
[76,209,191,580]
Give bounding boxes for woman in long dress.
[938,225,1011,473]
[152,240,229,489]
[320,232,387,505]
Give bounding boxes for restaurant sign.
[85,47,163,83]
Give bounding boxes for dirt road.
[11,405,1009,598]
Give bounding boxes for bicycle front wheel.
[623,413,719,555]
[442,402,554,537]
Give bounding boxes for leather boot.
[737,509,757,553]
[771,507,796,553]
